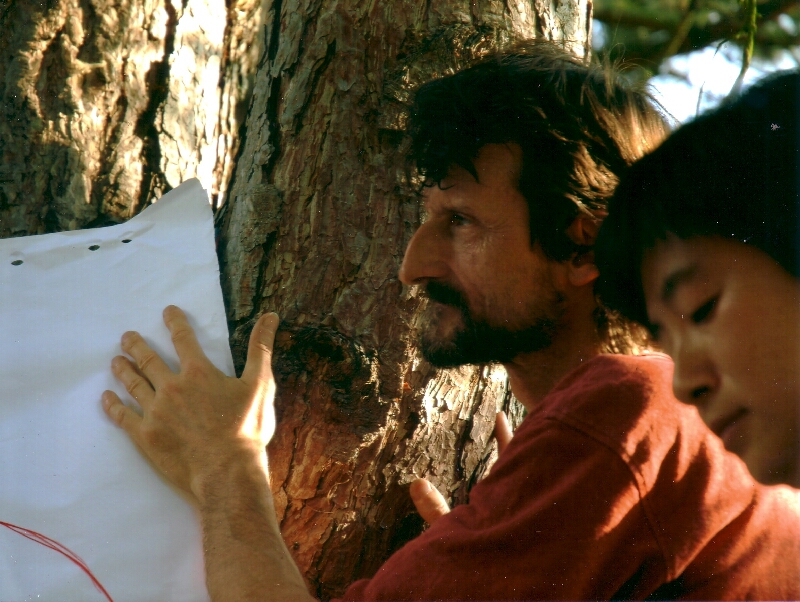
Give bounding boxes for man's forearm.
[197,450,315,602]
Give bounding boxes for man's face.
[398,144,563,367]
[641,235,800,486]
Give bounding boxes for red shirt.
[338,354,800,600]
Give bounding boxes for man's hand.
[410,479,451,525]
[494,410,513,453]
[102,305,279,505]
[410,411,514,525]
[103,307,314,601]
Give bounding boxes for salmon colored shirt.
[338,353,800,600]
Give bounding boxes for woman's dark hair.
[407,40,669,261]
[595,70,800,327]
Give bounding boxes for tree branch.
[730,0,759,96]
[662,0,701,59]
[595,0,800,64]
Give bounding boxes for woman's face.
[641,235,800,487]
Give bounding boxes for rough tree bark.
[219,1,590,598]
[0,0,258,233]
[0,0,590,599]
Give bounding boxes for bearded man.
[101,42,800,600]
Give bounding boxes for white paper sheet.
[0,179,232,601]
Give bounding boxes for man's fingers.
[494,411,513,454]
[241,312,280,386]
[102,390,143,435]
[112,355,156,407]
[410,478,451,525]
[163,305,206,365]
[121,330,173,387]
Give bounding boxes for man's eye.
[691,297,718,324]
[450,213,469,226]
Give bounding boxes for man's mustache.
[424,281,469,309]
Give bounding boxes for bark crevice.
[134,0,179,209]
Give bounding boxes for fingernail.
[101,391,112,408]
[411,478,430,492]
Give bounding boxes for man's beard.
[418,281,561,367]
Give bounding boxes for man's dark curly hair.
[407,40,669,262]
[405,41,669,354]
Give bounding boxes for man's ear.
[567,251,600,287]
[565,215,603,247]
[565,216,603,287]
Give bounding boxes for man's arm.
[101,306,314,602]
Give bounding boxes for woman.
[595,71,800,487]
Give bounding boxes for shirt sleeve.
[336,417,667,601]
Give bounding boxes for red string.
[0,520,114,602]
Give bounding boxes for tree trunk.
[0,0,258,234]
[219,1,590,598]
[1,0,589,599]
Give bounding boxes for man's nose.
[670,334,719,407]
[398,222,449,286]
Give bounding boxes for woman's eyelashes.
[646,294,718,344]
[691,296,719,324]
